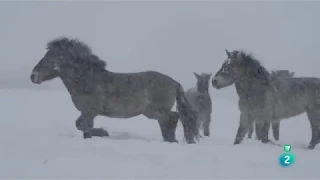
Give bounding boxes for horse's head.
[212,49,269,89]
[193,72,212,92]
[30,48,60,84]
[212,49,243,89]
[30,37,94,84]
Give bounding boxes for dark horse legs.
[256,121,272,144]
[247,122,254,139]
[234,113,254,144]
[234,113,274,145]
[144,110,179,143]
[75,112,109,138]
[248,120,279,141]
[202,114,211,137]
[306,107,320,150]
[272,122,280,141]
[158,112,179,143]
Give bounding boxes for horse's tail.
[176,84,200,144]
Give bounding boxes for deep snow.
[1,1,320,179]
[0,88,319,179]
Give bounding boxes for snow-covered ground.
[0,87,319,179]
[1,1,320,179]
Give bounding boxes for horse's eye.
[53,64,60,70]
[257,68,261,74]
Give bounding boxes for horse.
[185,72,212,137]
[247,70,295,141]
[30,37,200,144]
[212,49,320,150]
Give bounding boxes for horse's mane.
[46,37,107,69]
[238,50,270,77]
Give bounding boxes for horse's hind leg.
[75,112,109,139]
[256,120,273,144]
[306,107,320,150]
[247,121,254,139]
[202,114,211,137]
[159,111,179,142]
[143,110,179,143]
[255,122,262,141]
[272,121,280,141]
[234,112,254,145]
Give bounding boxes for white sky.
[0,1,319,92]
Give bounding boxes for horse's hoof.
[165,139,179,143]
[308,144,315,150]
[83,132,92,139]
[233,141,240,145]
[261,139,272,144]
[92,128,109,137]
[233,138,241,145]
[204,133,210,137]
[186,139,196,144]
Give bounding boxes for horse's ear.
[225,49,231,58]
[290,72,295,77]
[193,72,200,79]
[236,52,243,62]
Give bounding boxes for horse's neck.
[59,73,81,95]
[58,68,98,95]
[235,76,271,99]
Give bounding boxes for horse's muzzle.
[30,72,41,84]
[212,79,220,89]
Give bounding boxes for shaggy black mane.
[46,37,106,69]
[237,50,270,78]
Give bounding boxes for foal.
[186,73,212,136]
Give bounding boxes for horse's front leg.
[234,112,254,145]
[256,120,273,144]
[247,121,254,139]
[202,114,211,137]
[75,112,109,139]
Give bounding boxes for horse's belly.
[99,103,146,118]
[273,102,306,120]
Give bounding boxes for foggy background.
[0,1,319,100]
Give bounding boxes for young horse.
[30,37,200,144]
[185,72,212,137]
[212,49,320,150]
[247,70,295,141]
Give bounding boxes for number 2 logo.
[284,155,290,164]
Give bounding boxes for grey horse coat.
[212,49,320,150]
[186,72,212,136]
[248,70,295,141]
[30,37,200,144]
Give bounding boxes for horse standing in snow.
[30,37,200,144]
[248,70,295,141]
[186,72,212,137]
[212,49,320,150]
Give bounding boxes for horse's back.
[185,87,212,114]
[271,77,320,120]
[132,71,180,109]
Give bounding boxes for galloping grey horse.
[248,70,295,141]
[186,72,212,137]
[30,37,200,144]
[212,49,320,150]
